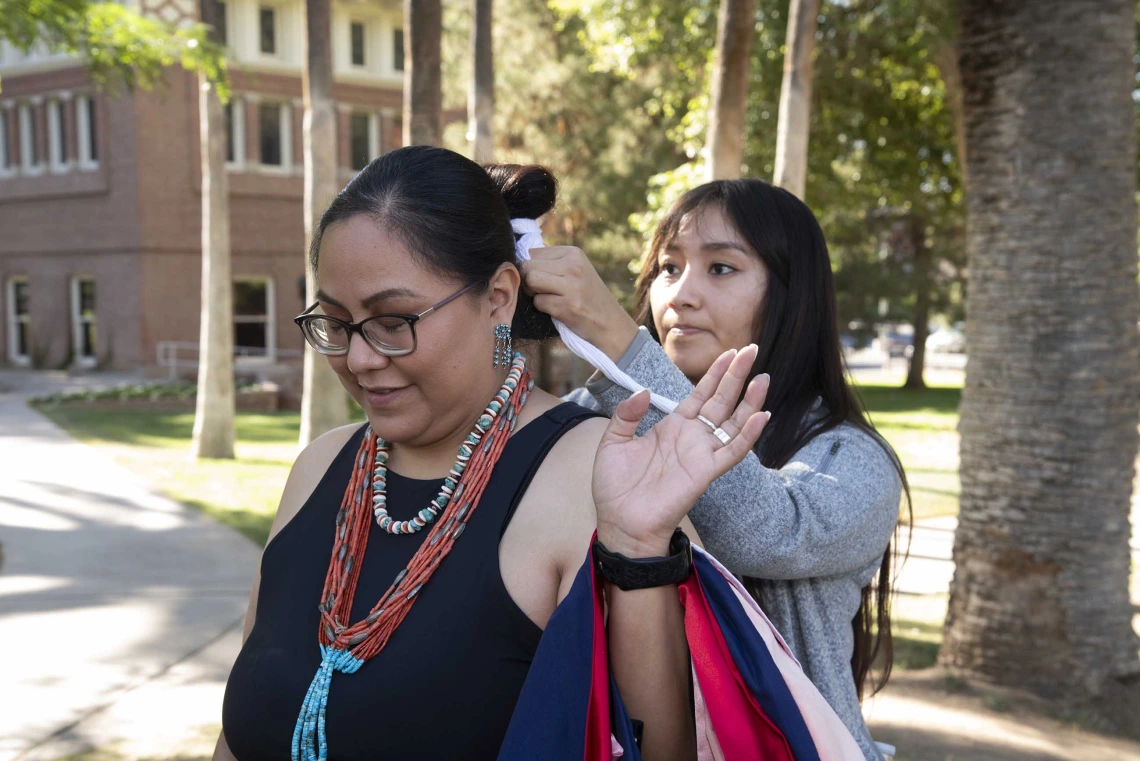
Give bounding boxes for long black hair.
[309,145,559,341]
[634,178,912,699]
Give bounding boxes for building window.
[7,277,30,366]
[217,0,228,44]
[351,21,366,66]
[225,99,246,169]
[350,112,372,170]
[71,277,97,366]
[18,104,43,174]
[259,102,290,168]
[234,278,274,359]
[0,110,12,174]
[48,99,69,173]
[76,95,98,169]
[393,28,404,72]
[259,6,277,55]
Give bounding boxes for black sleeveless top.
[222,402,600,761]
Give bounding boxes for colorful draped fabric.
[498,544,865,761]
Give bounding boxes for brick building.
[0,0,405,380]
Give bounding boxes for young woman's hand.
[520,246,642,362]
[591,345,771,556]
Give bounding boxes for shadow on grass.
[855,384,962,415]
[186,498,273,548]
[37,408,301,448]
[890,618,942,670]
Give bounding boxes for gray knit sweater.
[564,328,901,761]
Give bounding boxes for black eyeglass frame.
[294,281,478,357]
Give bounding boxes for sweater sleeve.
[586,335,902,580]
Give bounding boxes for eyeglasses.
[295,282,477,357]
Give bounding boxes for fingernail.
[764,411,772,420]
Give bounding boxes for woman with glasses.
[213,146,769,761]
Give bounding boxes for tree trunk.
[942,0,1140,699]
[772,0,818,199]
[191,0,235,460]
[299,0,349,446]
[404,0,442,147]
[468,0,494,162]
[706,0,755,181]
[904,216,930,390]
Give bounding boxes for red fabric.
[678,576,796,761]
[585,543,614,761]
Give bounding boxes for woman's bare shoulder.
[266,422,365,546]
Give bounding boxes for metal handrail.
[156,341,302,380]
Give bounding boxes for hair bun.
[484,164,557,219]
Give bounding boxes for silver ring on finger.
[697,415,732,446]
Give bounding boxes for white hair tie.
[510,218,678,414]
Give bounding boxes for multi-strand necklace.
[291,352,532,761]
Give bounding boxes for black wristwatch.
[593,529,692,591]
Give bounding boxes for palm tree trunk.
[904,216,930,390]
[706,0,755,181]
[404,0,442,147]
[299,0,349,446]
[772,0,818,199]
[942,0,1140,698]
[191,0,235,460]
[469,0,494,162]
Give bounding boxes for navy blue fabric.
[693,552,821,761]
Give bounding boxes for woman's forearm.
[606,582,695,761]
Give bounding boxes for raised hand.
[592,345,771,557]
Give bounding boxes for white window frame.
[70,276,97,368]
[7,276,31,366]
[217,0,230,47]
[225,97,246,170]
[349,20,368,68]
[257,101,291,174]
[76,94,99,171]
[0,102,14,178]
[47,95,72,174]
[391,26,404,74]
[258,4,280,58]
[18,101,44,176]
[348,110,379,171]
[233,276,276,364]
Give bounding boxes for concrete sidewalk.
[0,372,259,761]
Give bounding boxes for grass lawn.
[856,384,961,522]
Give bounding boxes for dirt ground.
[865,668,1140,761]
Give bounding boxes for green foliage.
[532,0,966,332]
[0,0,228,96]
[442,0,690,302]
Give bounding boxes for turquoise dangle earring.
[493,323,512,367]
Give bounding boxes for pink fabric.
[695,548,865,761]
[693,667,727,761]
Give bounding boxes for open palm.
[593,346,771,555]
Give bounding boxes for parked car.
[926,325,966,354]
[884,329,914,359]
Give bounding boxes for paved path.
[0,371,259,761]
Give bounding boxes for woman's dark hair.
[634,179,913,700]
[309,145,558,341]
